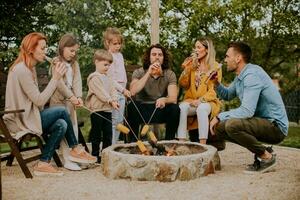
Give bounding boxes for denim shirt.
[216,63,288,135]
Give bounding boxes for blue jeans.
[111,93,126,144]
[40,106,78,162]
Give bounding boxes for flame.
[166,149,175,156]
[166,144,176,156]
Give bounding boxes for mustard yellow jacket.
[179,57,222,130]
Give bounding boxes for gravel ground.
[2,142,300,200]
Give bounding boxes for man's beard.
[227,68,235,72]
[227,63,238,72]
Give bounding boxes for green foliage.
[0,0,299,92]
[0,0,59,70]
[279,126,300,148]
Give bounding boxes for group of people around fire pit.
[3,28,288,176]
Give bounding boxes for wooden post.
[0,155,2,200]
[151,0,159,45]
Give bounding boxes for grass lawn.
[279,126,300,148]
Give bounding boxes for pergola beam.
[150,0,159,45]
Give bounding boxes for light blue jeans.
[111,93,126,144]
[40,106,78,162]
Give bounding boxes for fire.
[166,144,176,156]
[166,151,174,156]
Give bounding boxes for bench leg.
[53,151,63,167]
[6,154,14,166]
[5,140,19,166]
[6,140,33,178]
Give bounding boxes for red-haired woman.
[3,32,96,176]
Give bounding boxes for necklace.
[195,63,208,88]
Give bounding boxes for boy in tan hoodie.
[86,49,119,163]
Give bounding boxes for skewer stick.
[128,96,147,124]
[147,106,158,124]
[81,105,112,123]
[140,105,158,136]
[82,105,148,153]
[81,102,139,141]
[116,109,139,141]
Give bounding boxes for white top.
[65,62,73,89]
[107,52,127,90]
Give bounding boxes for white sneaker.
[78,163,90,169]
[64,161,82,171]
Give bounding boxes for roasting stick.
[117,109,150,155]
[128,96,151,137]
[128,96,147,124]
[147,106,158,124]
[81,105,112,123]
[82,105,149,153]
[116,109,139,141]
[142,106,158,136]
[81,105,137,140]
[140,106,158,136]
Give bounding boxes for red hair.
[11,32,47,70]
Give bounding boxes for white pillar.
[150,0,159,45]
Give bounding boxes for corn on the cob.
[148,131,157,143]
[136,140,148,154]
[140,124,150,136]
[116,123,130,134]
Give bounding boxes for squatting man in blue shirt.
[209,42,288,174]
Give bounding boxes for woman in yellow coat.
[177,37,222,144]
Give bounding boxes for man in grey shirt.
[127,44,180,142]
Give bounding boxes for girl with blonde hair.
[103,27,130,144]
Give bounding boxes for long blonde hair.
[103,27,124,50]
[11,32,47,70]
[196,37,216,70]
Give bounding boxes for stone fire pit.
[102,141,221,182]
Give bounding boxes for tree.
[0,0,58,70]
[1,0,299,92]
[160,0,300,92]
